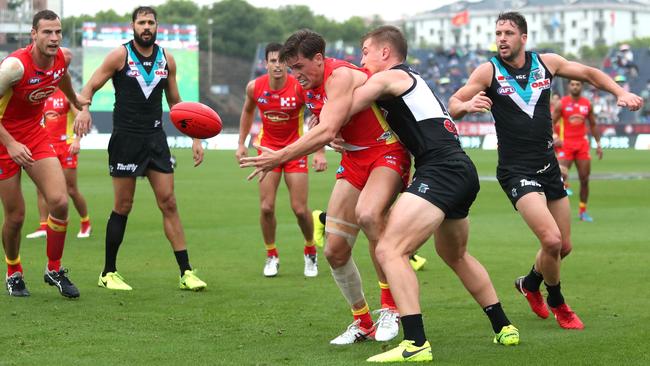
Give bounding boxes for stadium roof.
[426,0,648,14]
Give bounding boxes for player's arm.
[74,46,125,136]
[588,104,602,160]
[542,53,643,111]
[58,48,88,111]
[448,62,493,119]
[164,51,203,166]
[237,80,257,162]
[0,57,35,167]
[349,70,411,116]
[551,99,563,147]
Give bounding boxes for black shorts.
[108,130,174,177]
[497,161,567,209]
[405,157,480,219]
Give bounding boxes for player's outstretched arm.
[587,105,603,160]
[542,53,643,111]
[552,99,564,148]
[236,81,257,162]
[74,47,125,136]
[448,62,493,119]
[164,51,181,108]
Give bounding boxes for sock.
[579,202,587,215]
[6,256,22,276]
[545,282,565,308]
[80,216,91,231]
[483,302,511,333]
[38,221,47,231]
[103,211,128,276]
[174,250,192,275]
[46,215,67,271]
[352,304,374,329]
[304,241,316,256]
[379,281,396,308]
[401,314,427,347]
[265,243,278,257]
[522,265,544,292]
[318,211,326,225]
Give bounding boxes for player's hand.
[596,145,603,160]
[68,140,80,155]
[73,94,91,111]
[7,141,34,168]
[616,92,643,111]
[465,91,493,114]
[553,137,563,148]
[239,144,282,181]
[192,139,204,167]
[235,144,248,162]
[74,109,92,137]
[312,150,328,172]
[306,114,320,129]
[328,136,346,154]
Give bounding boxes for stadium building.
[406,0,650,54]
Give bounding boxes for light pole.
[207,18,213,90]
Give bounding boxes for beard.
[133,30,157,48]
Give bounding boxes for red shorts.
[258,149,308,173]
[336,144,411,191]
[556,137,590,161]
[0,134,56,180]
[53,142,78,169]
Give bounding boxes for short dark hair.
[132,6,157,22]
[32,10,59,30]
[361,25,408,61]
[496,12,527,34]
[265,42,283,61]
[280,29,326,62]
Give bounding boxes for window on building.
[584,10,588,18]
[465,34,470,46]
[440,19,444,28]
[571,20,577,28]
[439,36,444,46]
[532,13,536,22]
[632,12,637,25]
[599,9,604,19]
[477,25,481,33]
[430,28,434,36]
[532,30,537,42]
[571,39,577,46]
[582,28,588,39]
[486,33,491,43]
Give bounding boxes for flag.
[610,11,616,26]
[451,10,469,26]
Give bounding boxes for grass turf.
[0,149,648,365]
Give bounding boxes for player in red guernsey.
[241,30,411,344]
[237,43,327,278]
[552,80,602,222]
[0,10,88,298]
[25,88,92,240]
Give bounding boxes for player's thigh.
[258,171,282,206]
[433,218,470,261]
[515,192,561,243]
[283,172,309,208]
[547,196,571,241]
[0,172,25,217]
[356,166,402,218]
[575,159,591,180]
[63,167,79,191]
[558,157,573,170]
[112,176,137,208]
[380,193,443,255]
[327,179,361,222]
[25,157,66,202]
[325,179,361,255]
[146,169,175,200]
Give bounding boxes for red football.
[170,102,222,139]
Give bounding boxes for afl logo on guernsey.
[497,86,515,95]
[126,70,140,77]
[28,86,57,103]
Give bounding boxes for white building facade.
[406,0,650,54]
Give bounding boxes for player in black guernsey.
[74,6,208,291]
[449,12,643,330]
[350,26,519,363]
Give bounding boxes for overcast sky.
[62,0,455,22]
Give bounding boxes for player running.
[25,88,92,240]
[74,6,207,291]
[449,12,642,330]
[237,42,327,278]
[1,10,87,298]
[553,79,602,222]
[241,29,410,345]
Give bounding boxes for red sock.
[379,281,396,308]
[6,256,22,276]
[265,243,278,258]
[352,304,374,329]
[46,215,68,271]
[38,221,47,231]
[80,216,91,231]
[304,243,316,256]
[579,202,587,215]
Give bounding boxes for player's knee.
[560,241,573,258]
[4,209,25,229]
[540,231,562,256]
[355,208,382,233]
[374,241,400,266]
[324,245,350,268]
[115,199,134,215]
[290,203,308,219]
[48,192,68,213]
[157,194,177,214]
[260,201,275,217]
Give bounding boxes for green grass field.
[1,149,649,365]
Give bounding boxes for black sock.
[174,250,192,275]
[545,282,565,308]
[401,314,427,347]
[319,211,326,225]
[483,302,511,333]
[103,211,128,276]
[522,265,544,292]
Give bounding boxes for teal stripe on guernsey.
[126,43,161,86]
[490,53,540,104]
